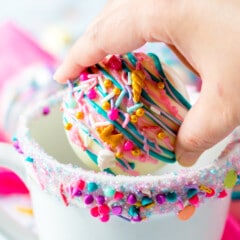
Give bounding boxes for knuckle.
[86,20,108,53]
[86,22,101,44]
[180,131,214,152]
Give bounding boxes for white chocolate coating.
[62,53,190,176]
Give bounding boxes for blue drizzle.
[85,149,115,175]
[126,52,191,110]
[84,96,175,163]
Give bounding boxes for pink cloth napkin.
[0,22,57,140]
[0,21,57,89]
[0,130,8,142]
[222,214,240,240]
[0,21,57,142]
[0,168,28,194]
[0,21,57,194]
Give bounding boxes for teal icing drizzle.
[65,52,194,174]
[96,85,105,96]
[118,111,175,158]
[148,53,191,110]
[85,149,98,164]
[126,52,137,66]
[88,77,175,161]
[84,96,175,163]
[126,52,191,110]
[116,158,133,169]
[128,162,135,169]
[77,122,133,172]
[123,55,183,125]
[86,140,135,172]
[147,53,166,80]
[96,64,123,90]
[121,60,131,73]
[65,110,131,173]
[85,149,115,175]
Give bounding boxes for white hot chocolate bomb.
[62,52,190,176]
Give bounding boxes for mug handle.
[0,143,26,181]
[0,142,38,240]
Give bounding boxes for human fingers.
[176,81,240,166]
[54,0,175,83]
[167,44,200,77]
[54,3,145,83]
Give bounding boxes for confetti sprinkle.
[16,206,33,216]
[177,205,196,221]
[42,106,50,115]
[224,169,238,188]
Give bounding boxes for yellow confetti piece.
[16,206,34,216]
[102,101,111,111]
[75,111,84,119]
[157,131,166,140]
[115,151,123,158]
[130,114,138,123]
[199,185,213,194]
[136,108,144,117]
[144,202,155,209]
[131,148,141,156]
[64,122,72,130]
[157,82,165,89]
[224,169,238,188]
[135,201,142,207]
[113,87,121,96]
[103,79,113,88]
[97,125,123,149]
[131,70,145,103]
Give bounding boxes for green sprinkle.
[104,187,116,197]
[224,170,238,188]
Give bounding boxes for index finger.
[53,34,107,83]
[54,6,146,83]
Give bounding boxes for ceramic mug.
[0,91,240,240]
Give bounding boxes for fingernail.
[177,151,200,167]
[53,65,64,82]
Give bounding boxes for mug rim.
[15,90,240,222]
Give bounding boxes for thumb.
[176,88,236,167]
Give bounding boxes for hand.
[54,0,240,166]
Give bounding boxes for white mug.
[0,91,239,240]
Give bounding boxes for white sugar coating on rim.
[16,90,240,191]
[14,87,240,222]
[0,64,61,134]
